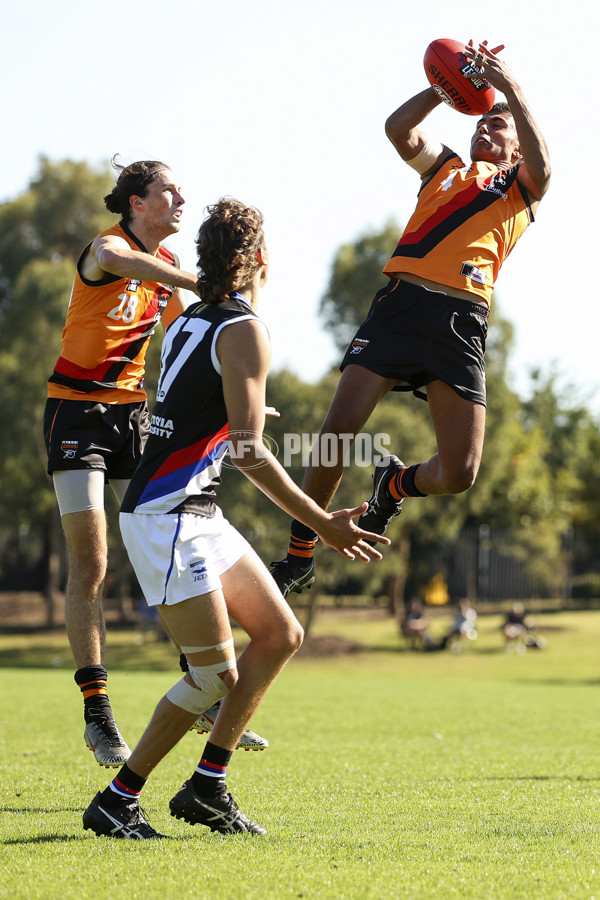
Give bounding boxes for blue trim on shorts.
[162,514,183,604]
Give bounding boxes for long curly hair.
[104,156,169,224]
[196,199,264,304]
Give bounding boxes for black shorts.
[340,279,488,405]
[44,398,150,478]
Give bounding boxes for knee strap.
[180,638,234,655]
[166,656,236,715]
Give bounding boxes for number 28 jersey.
[121,294,260,517]
[47,221,177,405]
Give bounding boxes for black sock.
[191,741,233,799]
[102,763,147,807]
[286,519,318,569]
[74,665,114,723]
[391,464,427,499]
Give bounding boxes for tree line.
[1,158,599,627]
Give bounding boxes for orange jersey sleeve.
[48,222,177,404]
[383,152,534,305]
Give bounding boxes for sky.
[4,0,598,413]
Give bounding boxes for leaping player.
[271,41,551,597]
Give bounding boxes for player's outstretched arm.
[89,234,199,292]
[465,44,551,201]
[219,319,390,561]
[385,88,445,163]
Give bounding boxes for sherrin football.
[423,38,495,116]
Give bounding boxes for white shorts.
[119,508,251,607]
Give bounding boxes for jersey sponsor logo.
[126,279,142,292]
[61,440,79,459]
[150,415,174,438]
[442,167,509,201]
[483,171,509,201]
[350,338,369,355]
[156,286,173,309]
[460,262,487,285]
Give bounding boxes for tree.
[319,219,400,354]
[0,157,114,622]
[0,158,115,308]
[518,368,600,597]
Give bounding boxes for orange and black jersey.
[384,151,534,306]
[47,221,178,405]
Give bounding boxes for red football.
[423,38,495,116]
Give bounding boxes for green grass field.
[1,609,599,899]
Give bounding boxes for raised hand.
[464,41,515,94]
[317,502,391,561]
[467,39,505,61]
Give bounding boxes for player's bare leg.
[92,565,301,836]
[62,509,130,767]
[62,509,107,668]
[210,549,303,748]
[165,610,271,751]
[301,364,397,508]
[168,553,301,833]
[413,379,486,495]
[84,589,236,839]
[125,591,237,774]
[357,379,486,536]
[125,555,301,772]
[271,365,396,597]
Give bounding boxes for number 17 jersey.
[121,294,260,517]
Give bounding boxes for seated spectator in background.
[502,603,546,651]
[401,598,441,651]
[443,599,478,651]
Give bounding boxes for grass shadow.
[2,834,87,845]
